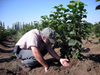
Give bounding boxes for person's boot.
[17,61,31,72]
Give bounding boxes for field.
[0,35,100,75]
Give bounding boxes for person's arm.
[31,46,48,69]
[48,49,69,67]
[48,49,60,60]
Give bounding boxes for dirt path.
[0,36,100,75]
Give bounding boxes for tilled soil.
[0,35,100,75]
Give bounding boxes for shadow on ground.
[31,58,61,69]
[81,48,90,53]
[0,48,13,53]
[0,68,16,75]
[0,42,14,48]
[80,54,100,63]
[80,47,100,63]
[0,55,16,63]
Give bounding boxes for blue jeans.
[15,49,48,67]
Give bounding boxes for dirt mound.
[0,36,100,75]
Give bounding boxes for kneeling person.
[14,27,69,72]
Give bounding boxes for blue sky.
[0,0,100,29]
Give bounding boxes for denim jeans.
[15,49,48,67]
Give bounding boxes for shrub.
[41,0,89,59]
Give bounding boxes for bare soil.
[0,35,100,75]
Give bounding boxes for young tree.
[40,0,89,59]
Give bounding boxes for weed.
[12,61,20,71]
[10,54,16,60]
[3,62,6,68]
[29,71,35,75]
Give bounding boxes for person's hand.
[60,58,69,67]
[44,67,48,73]
[44,66,49,73]
[44,64,49,73]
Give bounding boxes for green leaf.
[49,20,52,22]
[67,3,75,9]
[74,53,79,59]
[76,49,79,53]
[70,1,74,3]
[62,14,67,17]
[77,0,81,5]
[50,14,54,17]
[54,15,57,19]
[66,37,71,41]
[71,51,74,55]
[83,9,87,12]
[95,5,100,10]
[72,48,75,51]
[61,7,66,10]
[59,4,63,7]
[64,9,70,12]
[53,6,58,9]
[72,8,78,13]
[68,39,77,46]
[57,8,61,12]
[58,24,64,28]
[59,12,63,14]
[96,0,100,2]
[77,41,82,46]
[69,31,76,35]
[83,15,87,18]
[68,15,75,20]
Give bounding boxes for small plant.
[29,72,35,75]
[10,54,16,60]
[41,0,89,59]
[12,61,20,71]
[3,62,6,68]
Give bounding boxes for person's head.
[41,27,56,44]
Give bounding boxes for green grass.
[12,61,20,71]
